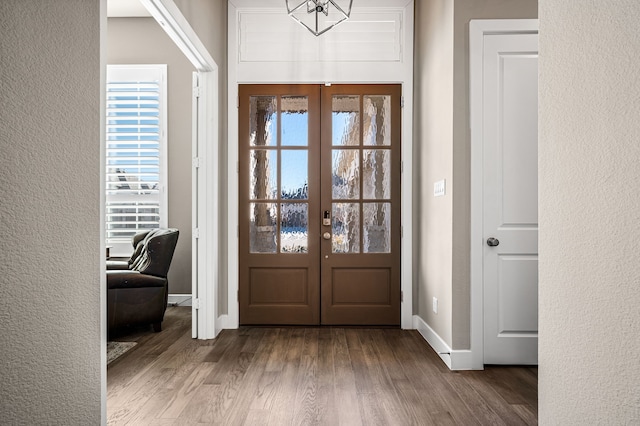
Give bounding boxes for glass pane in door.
[332,202,360,253]
[363,202,390,253]
[332,149,359,199]
[332,95,360,146]
[249,96,277,146]
[363,149,390,199]
[281,203,308,253]
[363,95,391,146]
[250,202,277,253]
[249,149,278,200]
[282,96,308,146]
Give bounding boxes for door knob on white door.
[487,237,500,247]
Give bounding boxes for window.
[106,65,168,256]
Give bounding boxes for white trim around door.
[226,0,415,330]
[140,0,219,340]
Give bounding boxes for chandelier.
[286,0,353,36]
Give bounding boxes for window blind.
[106,65,167,251]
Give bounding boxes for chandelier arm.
[328,0,353,18]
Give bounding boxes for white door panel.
[483,33,539,365]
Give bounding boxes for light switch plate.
[434,179,446,197]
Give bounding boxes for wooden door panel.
[320,85,402,326]
[239,84,321,325]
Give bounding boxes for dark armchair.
[107,228,179,334]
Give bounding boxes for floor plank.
[108,307,538,425]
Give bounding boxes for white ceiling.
[107,0,151,17]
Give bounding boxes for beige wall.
[414,0,455,345]
[539,0,640,422]
[107,17,194,295]
[414,0,537,349]
[0,0,102,423]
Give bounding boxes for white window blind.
[106,65,168,255]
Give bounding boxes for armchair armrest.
[107,270,167,289]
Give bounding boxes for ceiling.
[107,0,151,17]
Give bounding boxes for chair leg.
[152,322,162,332]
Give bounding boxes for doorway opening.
[238,84,402,326]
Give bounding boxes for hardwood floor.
[108,307,537,425]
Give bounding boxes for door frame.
[140,0,219,339]
[226,0,415,330]
[469,19,539,370]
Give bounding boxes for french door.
[239,84,401,325]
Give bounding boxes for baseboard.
[167,294,192,307]
[413,315,477,370]
[215,314,231,335]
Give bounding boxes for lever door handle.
[487,237,500,247]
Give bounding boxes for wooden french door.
[239,84,401,325]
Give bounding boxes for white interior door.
[482,31,539,365]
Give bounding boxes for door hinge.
[193,298,200,309]
[237,95,240,109]
[401,291,404,302]
[193,228,200,239]
[401,96,404,108]
[192,157,202,168]
[193,85,201,98]
[401,226,404,238]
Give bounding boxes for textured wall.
[0,0,102,423]
[107,17,194,295]
[539,0,640,422]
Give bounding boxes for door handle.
[323,232,331,240]
[487,237,500,247]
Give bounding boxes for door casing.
[227,0,415,331]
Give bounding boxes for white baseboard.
[167,294,192,307]
[215,314,232,336]
[413,315,478,370]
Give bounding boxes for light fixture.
[286,0,353,36]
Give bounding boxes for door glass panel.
[249,96,277,146]
[363,202,391,253]
[281,96,308,147]
[250,149,277,200]
[363,95,391,146]
[250,202,277,253]
[332,95,360,146]
[281,150,308,199]
[363,149,390,199]
[332,203,360,253]
[281,203,308,253]
[332,149,359,199]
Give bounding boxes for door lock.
[323,232,331,240]
[323,210,331,226]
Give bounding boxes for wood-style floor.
[108,307,537,425]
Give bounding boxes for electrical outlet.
[433,297,438,314]
[434,179,446,197]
